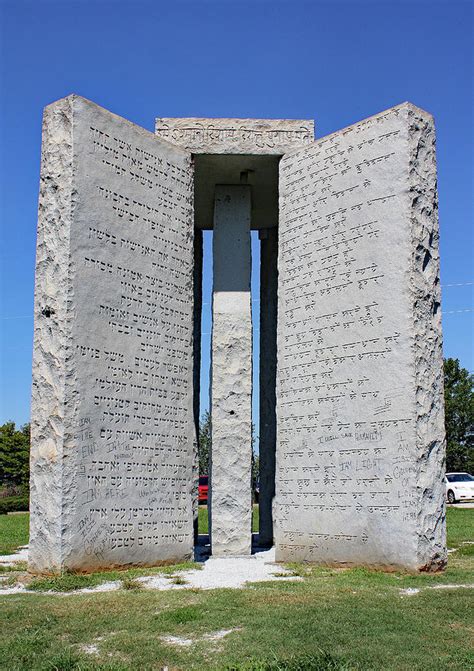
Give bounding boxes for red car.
[198,475,208,504]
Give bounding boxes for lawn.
[0,512,29,555]
[0,508,472,670]
[198,505,259,536]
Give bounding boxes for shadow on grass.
[42,650,353,671]
[225,651,354,670]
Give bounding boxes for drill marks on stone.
[276,104,444,570]
[30,96,194,572]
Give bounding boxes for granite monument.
[30,96,445,573]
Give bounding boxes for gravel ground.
[0,545,28,565]
[0,546,300,595]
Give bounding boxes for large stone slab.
[275,103,446,571]
[210,185,253,556]
[30,95,195,573]
[155,118,314,154]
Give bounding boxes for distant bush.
[444,358,474,472]
[0,422,30,492]
[0,495,29,515]
[0,483,25,498]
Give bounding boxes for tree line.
[1,358,473,507]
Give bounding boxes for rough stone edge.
[405,104,447,571]
[210,315,253,557]
[29,96,75,574]
[210,186,253,556]
[43,94,190,157]
[275,103,447,572]
[281,101,427,159]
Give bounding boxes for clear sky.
[0,0,473,433]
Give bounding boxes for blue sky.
[0,0,473,433]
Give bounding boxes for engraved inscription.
[276,105,424,566]
[155,118,315,154]
[44,99,193,569]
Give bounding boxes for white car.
[445,472,474,504]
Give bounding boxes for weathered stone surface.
[155,118,314,155]
[32,99,446,573]
[210,185,253,556]
[275,103,446,571]
[30,95,195,573]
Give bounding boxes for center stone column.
[210,185,253,556]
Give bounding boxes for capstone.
[155,117,315,154]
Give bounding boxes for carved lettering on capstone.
[275,104,445,570]
[155,118,315,154]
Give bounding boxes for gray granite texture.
[30,99,445,573]
[155,118,314,155]
[30,95,195,573]
[210,186,253,556]
[275,103,446,571]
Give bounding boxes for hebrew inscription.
[155,118,314,154]
[30,96,194,572]
[275,104,445,570]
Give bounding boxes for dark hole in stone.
[41,306,55,318]
[229,410,235,415]
[422,250,431,271]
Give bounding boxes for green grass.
[223,653,354,670]
[120,577,143,591]
[198,504,259,535]
[0,512,29,555]
[198,504,208,534]
[25,561,199,593]
[446,507,473,547]
[0,508,472,670]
